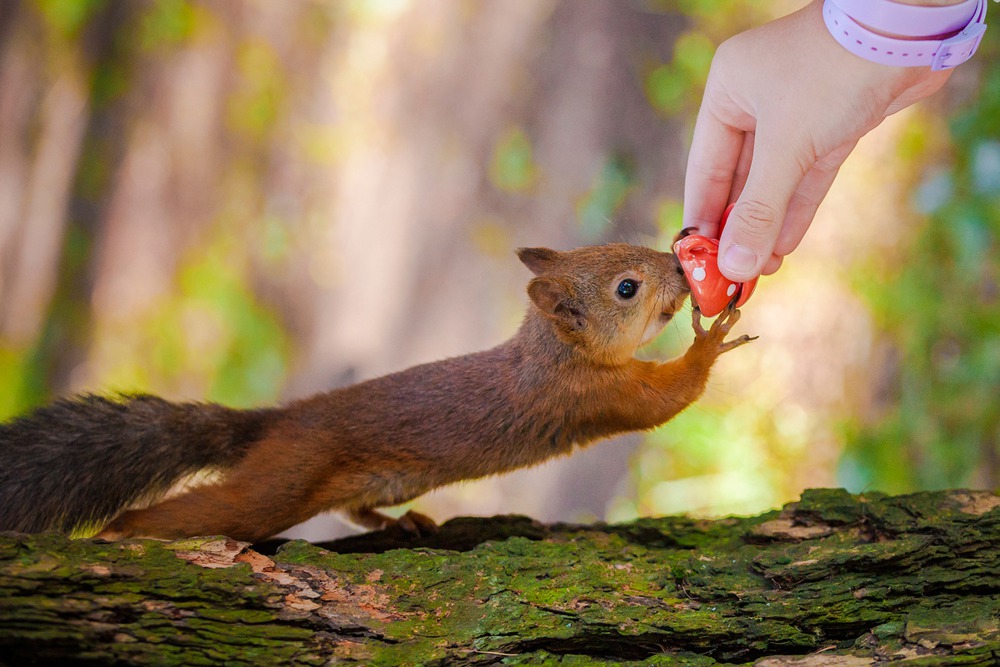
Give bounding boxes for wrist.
[823,0,988,70]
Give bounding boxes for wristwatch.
[822,0,988,70]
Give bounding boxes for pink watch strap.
[823,0,988,70]
[831,0,979,37]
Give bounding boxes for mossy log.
[2,488,1000,666]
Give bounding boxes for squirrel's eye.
[617,279,639,299]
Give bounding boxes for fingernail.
[719,244,759,278]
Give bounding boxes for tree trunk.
[2,488,999,666]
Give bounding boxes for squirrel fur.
[0,243,754,542]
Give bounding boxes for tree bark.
[2,488,999,666]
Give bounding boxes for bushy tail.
[0,394,274,534]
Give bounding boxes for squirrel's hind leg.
[97,437,335,542]
[346,507,439,537]
[96,479,316,543]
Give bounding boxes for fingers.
[682,100,746,239]
[717,132,810,282]
[682,0,881,282]
[688,127,847,282]
[761,254,783,276]
[728,131,755,204]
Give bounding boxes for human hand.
[682,0,954,281]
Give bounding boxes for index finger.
[682,101,746,239]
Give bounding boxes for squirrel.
[0,243,754,542]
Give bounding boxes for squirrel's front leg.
[688,303,757,361]
[671,302,756,402]
[615,304,756,432]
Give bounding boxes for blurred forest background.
[1,0,999,540]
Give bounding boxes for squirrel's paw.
[94,528,127,542]
[692,302,757,355]
[347,507,439,538]
[396,510,439,537]
[94,527,170,542]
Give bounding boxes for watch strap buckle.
[932,22,987,70]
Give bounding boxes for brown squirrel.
[0,243,753,542]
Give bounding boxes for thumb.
[718,144,806,282]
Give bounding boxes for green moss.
[793,488,865,524]
[3,491,999,664]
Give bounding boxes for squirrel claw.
[690,302,754,355]
[691,306,709,337]
[93,529,125,542]
[719,333,758,353]
[396,510,439,538]
[347,507,439,538]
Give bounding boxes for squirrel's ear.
[527,277,586,332]
[517,247,562,276]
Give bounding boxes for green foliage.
[228,40,287,141]
[576,154,637,241]
[179,245,289,407]
[0,346,47,422]
[103,237,290,409]
[33,0,106,39]
[644,31,714,117]
[0,2,291,420]
[841,32,1000,493]
[653,198,685,250]
[618,399,792,522]
[138,0,199,50]
[489,126,539,194]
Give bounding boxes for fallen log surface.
[2,488,999,665]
